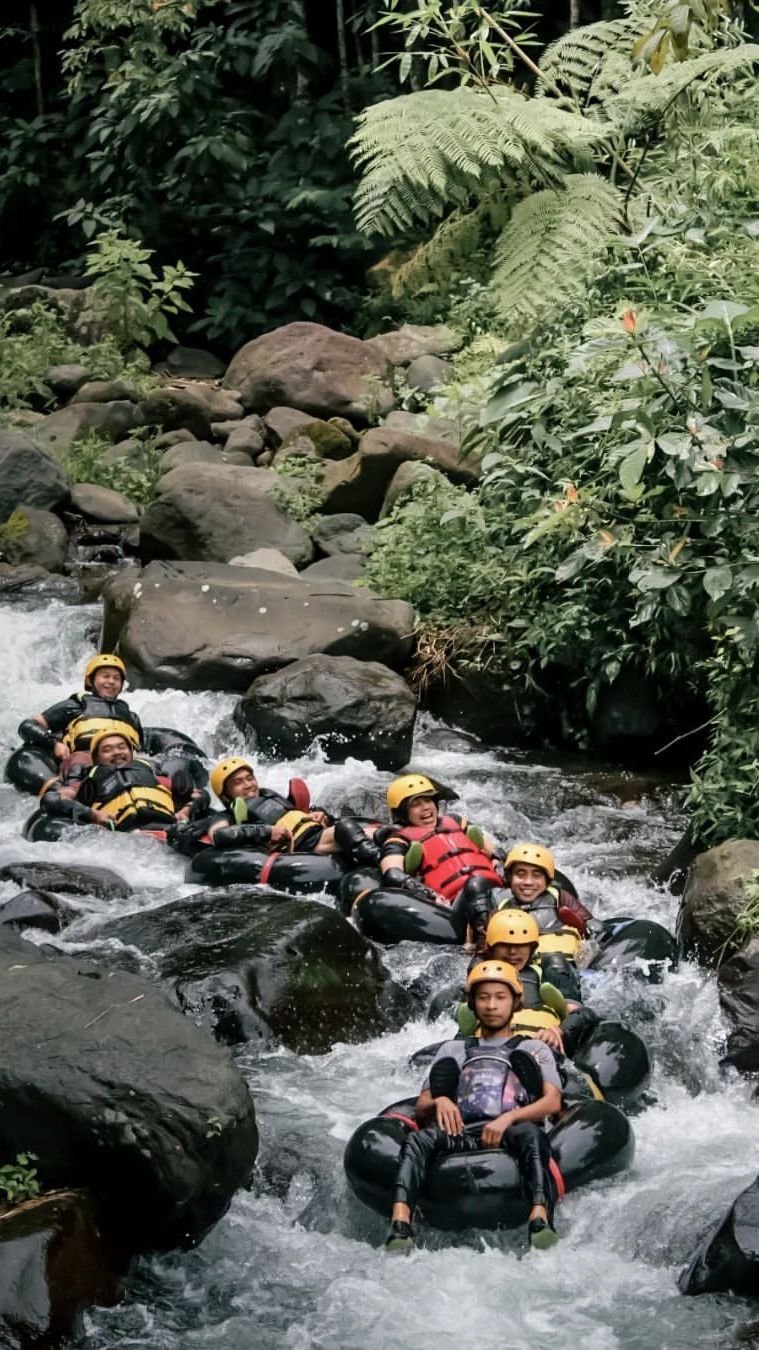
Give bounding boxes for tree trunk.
[30,2,44,117]
[336,0,350,110]
[570,0,581,27]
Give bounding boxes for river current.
[0,596,756,1350]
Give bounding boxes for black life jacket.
[64,692,142,753]
[232,784,317,847]
[87,758,175,830]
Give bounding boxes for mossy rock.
[281,419,352,460]
[0,509,30,548]
[694,306,759,358]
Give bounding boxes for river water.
[0,596,756,1350]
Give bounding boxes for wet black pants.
[394,1120,554,1217]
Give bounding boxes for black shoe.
[528,1218,559,1250]
[385,1220,415,1254]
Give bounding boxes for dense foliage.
[362,1,759,845]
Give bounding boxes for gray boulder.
[34,402,142,457]
[70,378,141,405]
[162,346,225,380]
[718,938,759,1070]
[405,353,454,392]
[311,512,370,556]
[263,406,316,446]
[140,463,312,567]
[159,441,225,473]
[320,425,478,521]
[103,438,152,470]
[235,654,417,769]
[102,560,414,691]
[0,430,69,523]
[301,554,367,582]
[222,414,266,458]
[43,363,92,399]
[96,889,411,1053]
[0,565,79,602]
[0,941,258,1255]
[365,324,462,366]
[0,506,68,572]
[680,1173,759,1294]
[154,428,197,449]
[383,409,462,446]
[0,860,130,898]
[140,385,243,440]
[228,548,298,575]
[224,322,394,423]
[678,840,759,961]
[69,483,138,524]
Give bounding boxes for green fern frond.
[389,204,492,298]
[491,174,625,325]
[538,18,646,104]
[351,88,580,237]
[603,44,759,135]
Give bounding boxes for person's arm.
[208,819,292,851]
[480,1081,562,1147]
[531,1026,564,1052]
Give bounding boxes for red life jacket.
[400,814,503,903]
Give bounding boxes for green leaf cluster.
[63,431,163,510]
[0,1153,40,1207]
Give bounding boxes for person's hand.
[174,804,192,822]
[53,741,67,760]
[481,1111,518,1148]
[533,1026,564,1053]
[269,825,293,851]
[310,810,329,826]
[89,809,113,828]
[435,1096,464,1136]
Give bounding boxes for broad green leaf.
[703,565,733,601]
[635,567,681,591]
[555,548,588,582]
[619,443,648,490]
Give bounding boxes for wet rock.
[718,938,759,1070]
[654,829,701,896]
[69,483,139,524]
[301,555,367,583]
[224,322,394,423]
[0,506,69,572]
[365,324,462,366]
[380,461,444,517]
[680,1173,759,1294]
[162,345,225,380]
[70,378,141,405]
[0,565,79,602]
[140,463,312,567]
[98,889,411,1052]
[320,426,478,521]
[311,512,370,556]
[0,1191,120,1347]
[159,440,225,472]
[405,353,454,392]
[0,861,130,899]
[140,385,243,440]
[0,431,70,523]
[0,889,72,933]
[102,560,414,691]
[34,402,142,457]
[0,947,258,1254]
[43,363,92,399]
[678,840,759,961]
[234,654,417,769]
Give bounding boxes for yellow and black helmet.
[83,653,127,689]
[89,722,140,758]
[486,908,540,949]
[504,843,556,882]
[210,756,254,802]
[386,773,438,820]
[466,960,523,1003]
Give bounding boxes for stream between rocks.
[1,594,757,1350]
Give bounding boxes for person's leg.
[386,1127,476,1251]
[502,1120,559,1249]
[332,817,381,865]
[450,876,499,949]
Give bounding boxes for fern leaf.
[490,174,625,325]
[603,44,759,136]
[539,17,646,104]
[351,88,589,237]
[389,204,492,298]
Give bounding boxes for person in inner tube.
[18,653,143,766]
[40,728,199,831]
[167,756,379,864]
[385,960,562,1254]
[501,842,592,937]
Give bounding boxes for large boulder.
[0,564,79,603]
[69,482,138,524]
[159,441,226,473]
[311,512,370,556]
[301,554,367,582]
[405,353,454,392]
[678,840,759,961]
[0,1191,120,1347]
[234,654,417,769]
[33,402,142,457]
[718,938,759,1070]
[70,378,141,405]
[0,942,258,1255]
[0,431,69,523]
[222,414,266,458]
[162,346,225,380]
[365,324,462,366]
[43,364,92,399]
[0,507,68,571]
[680,1173,759,1294]
[224,322,394,423]
[140,385,243,440]
[102,561,414,691]
[383,410,462,446]
[139,463,313,567]
[96,889,411,1053]
[0,861,130,899]
[320,426,478,521]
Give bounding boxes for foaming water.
[0,599,754,1349]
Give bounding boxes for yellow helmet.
[504,843,556,882]
[387,773,438,815]
[89,722,140,758]
[466,960,523,999]
[84,653,127,689]
[486,908,540,948]
[210,756,254,802]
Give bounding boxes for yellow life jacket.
[538,929,582,960]
[275,808,320,847]
[88,759,174,829]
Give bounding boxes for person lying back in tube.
[167,756,379,867]
[40,725,197,832]
[385,960,563,1255]
[375,773,505,948]
[18,654,144,780]
[501,843,592,937]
